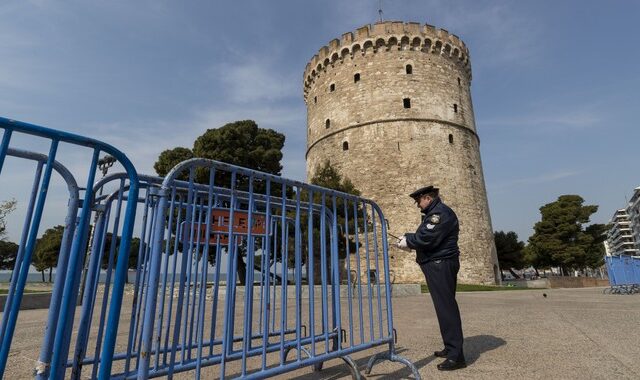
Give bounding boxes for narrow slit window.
[457,77,461,86]
[314,96,317,104]
[405,64,413,74]
[453,104,458,113]
[343,141,349,151]
[354,73,360,82]
[449,134,454,144]
[325,119,330,128]
[329,83,335,92]
[403,98,411,108]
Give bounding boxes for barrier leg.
[365,346,421,380]
[340,355,362,380]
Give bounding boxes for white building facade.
[627,187,640,254]
[605,186,640,257]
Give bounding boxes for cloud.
[208,57,299,104]
[428,0,542,66]
[81,101,307,178]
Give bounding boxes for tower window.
[325,119,330,128]
[314,96,317,104]
[329,83,335,92]
[457,77,461,86]
[405,64,413,74]
[449,134,454,144]
[354,73,360,82]
[453,104,458,113]
[343,141,349,151]
[403,98,411,108]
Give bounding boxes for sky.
[1,0,639,243]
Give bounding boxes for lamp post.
[98,155,116,177]
[79,155,115,300]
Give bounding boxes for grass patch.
[421,283,536,293]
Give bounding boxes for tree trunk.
[236,253,247,285]
[41,270,45,282]
[508,268,521,279]
[48,267,52,283]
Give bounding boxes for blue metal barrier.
[125,158,420,379]
[604,255,640,295]
[0,117,139,379]
[1,118,419,379]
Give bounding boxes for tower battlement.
[304,21,471,101]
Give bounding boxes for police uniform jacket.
[405,197,460,264]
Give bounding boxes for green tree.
[153,120,286,285]
[34,225,64,282]
[306,160,362,284]
[154,147,194,179]
[310,160,361,197]
[0,240,19,270]
[100,234,141,270]
[0,199,17,240]
[193,120,285,176]
[494,231,525,279]
[153,120,285,187]
[527,195,600,274]
[583,223,608,269]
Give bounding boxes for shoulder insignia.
[429,214,440,224]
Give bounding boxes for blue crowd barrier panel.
[1,117,420,379]
[125,158,420,379]
[604,255,640,295]
[0,117,139,379]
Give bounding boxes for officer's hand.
[396,236,411,251]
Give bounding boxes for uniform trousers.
[420,257,465,361]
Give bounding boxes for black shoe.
[437,358,467,371]
[433,349,448,358]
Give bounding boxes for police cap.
[409,185,439,200]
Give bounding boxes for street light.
[97,155,116,177]
[79,154,116,300]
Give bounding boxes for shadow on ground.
[464,334,506,365]
[369,335,506,379]
[213,336,507,379]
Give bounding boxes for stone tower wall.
[304,22,499,284]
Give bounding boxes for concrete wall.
[547,276,609,289]
[0,292,52,310]
[304,22,499,284]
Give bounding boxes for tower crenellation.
[304,21,472,102]
[303,21,499,285]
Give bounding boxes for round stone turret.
[304,21,500,284]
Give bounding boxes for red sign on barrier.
[182,209,267,245]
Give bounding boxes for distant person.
[397,185,466,371]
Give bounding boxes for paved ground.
[4,287,640,379]
[289,287,640,380]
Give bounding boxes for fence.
[603,255,640,295]
[0,117,419,379]
[0,117,139,379]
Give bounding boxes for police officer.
[397,185,466,371]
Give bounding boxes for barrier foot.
[340,355,362,380]
[365,351,421,380]
[283,346,311,362]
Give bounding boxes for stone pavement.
[3,287,639,379]
[287,287,640,379]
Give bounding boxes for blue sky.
[1,0,639,242]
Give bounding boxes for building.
[626,186,640,253]
[605,208,638,256]
[303,22,499,284]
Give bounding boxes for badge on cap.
[429,214,440,224]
